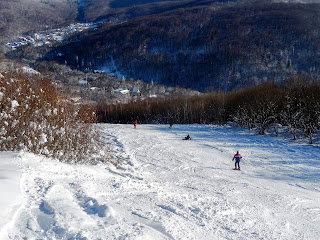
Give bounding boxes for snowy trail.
[1,124,320,239]
[101,124,320,239]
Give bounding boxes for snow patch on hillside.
[96,55,123,79]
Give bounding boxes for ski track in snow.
[1,124,320,239]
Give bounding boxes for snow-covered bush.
[0,71,111,164]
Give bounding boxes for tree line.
[97,74,320,144]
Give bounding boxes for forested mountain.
[46,0,320,91]
[0,0,192,46]
[3,0,320,92]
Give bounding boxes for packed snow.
[0,124,320,239]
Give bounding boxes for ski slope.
[1,124,320,239]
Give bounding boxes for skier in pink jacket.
[232,151,242,170]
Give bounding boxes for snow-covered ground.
[1,124,320,239]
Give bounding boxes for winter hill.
[45,0,320,91]
[0,0,78,48]
[0,0,168,47]
[1,124,320,239]
[1,43,320,239]
[3,0,320,93]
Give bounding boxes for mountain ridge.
[3,0,320,92]
[45,1,320,91]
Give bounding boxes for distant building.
[114,88,130,95]
[93,70,106,73]
[131,88,141,96]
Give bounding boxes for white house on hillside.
[114,88,130,95]
[131,88,141,96]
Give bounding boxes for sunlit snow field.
[1,124,319,239]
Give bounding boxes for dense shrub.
[0,70,111,164]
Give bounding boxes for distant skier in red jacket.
[232,151,242,170]
[133,120,137,129]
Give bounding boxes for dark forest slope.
[48,1,320,91]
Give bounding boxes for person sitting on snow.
[185,134,191,140]
[232,151,242,170]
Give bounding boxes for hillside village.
[17,62,201,105]
[5,22,97,50]
[61,70,202,104]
